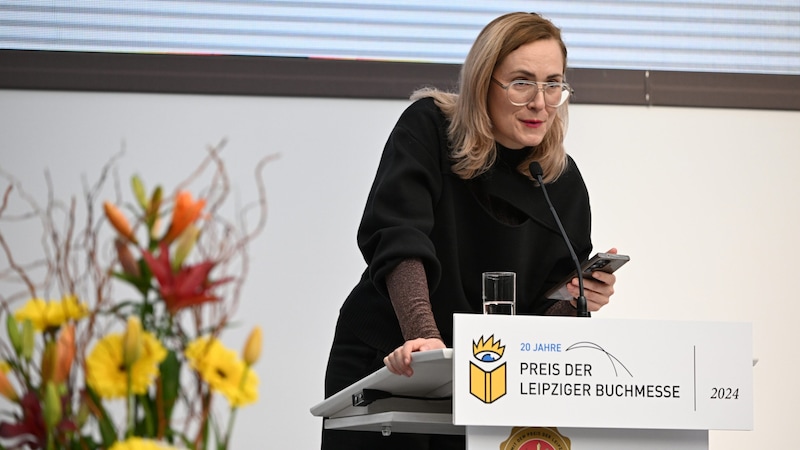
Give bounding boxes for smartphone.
[544,252,630,301]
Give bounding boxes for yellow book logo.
[469,335,506,403]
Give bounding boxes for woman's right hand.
[383,337,446,377]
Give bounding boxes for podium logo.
[499,427,572,450]
[470,335,507,403]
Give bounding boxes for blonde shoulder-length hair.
[411,12,569,183]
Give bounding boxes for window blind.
[1,0,798,75]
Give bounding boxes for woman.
[322,12,618,450]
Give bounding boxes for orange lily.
[53,323,75,384]
[103,201,138,245]
[162,191,205,245]
[114,238,140,277]
[0,367,17,402]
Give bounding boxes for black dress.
[322,97,592,449]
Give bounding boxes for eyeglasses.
[491,78,573,107]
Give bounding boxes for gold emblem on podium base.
[499,427,572,450]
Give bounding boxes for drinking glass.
[482,271,516,315]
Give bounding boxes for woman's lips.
[522,119,544,128]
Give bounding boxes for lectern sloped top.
[310,349,454,419]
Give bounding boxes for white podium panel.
[311,314,754,449]
[453,314,753,431]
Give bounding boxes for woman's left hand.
[566,247,619,312]
[383,337,446,377]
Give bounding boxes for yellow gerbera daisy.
[109,437,178,450]
[86,331,167,399]
[14,294,89,331]
[185,336,258,407]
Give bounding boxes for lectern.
[311,315,753,449]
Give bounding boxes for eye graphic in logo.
[469,335,507,403]
[474,339,504,362]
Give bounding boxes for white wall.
[0,89,798,448]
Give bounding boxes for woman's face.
[488,39,565,149]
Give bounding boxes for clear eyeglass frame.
[491,78,574,107]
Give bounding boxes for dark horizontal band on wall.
[1,49,799,111]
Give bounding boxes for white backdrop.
[0,89,798,448]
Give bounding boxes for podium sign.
[452,314,753,431]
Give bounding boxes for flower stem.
[126,373,134,437]
[222,363,251,448]
[221,407,238,449]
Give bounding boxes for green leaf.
[176,433,196,450]
[76,434,101,450]
[159,350,181,422]
[137,393,157,438]
[84,386,118,447]
[5,313,22,355]
[43,382,62,428]
[111,270,152,297]
[20,319,34,361]
[131,175,148,210]
[104,299,141,315]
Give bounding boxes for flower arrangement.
[0,144,275,450]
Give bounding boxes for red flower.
[0,393,43,449]
[0,392,76,450]
[142,244,232,314]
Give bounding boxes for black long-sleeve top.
[338,97,592,353]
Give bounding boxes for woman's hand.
[566,247,619,312]
[383,337,446,377]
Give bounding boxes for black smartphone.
[544,252,630,300]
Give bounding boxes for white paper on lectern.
[453,314,753,431]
